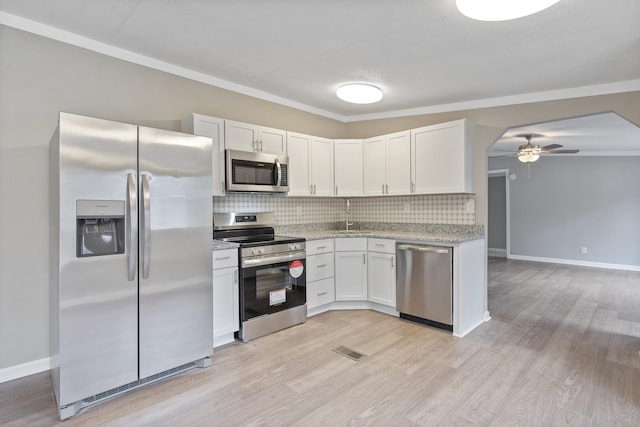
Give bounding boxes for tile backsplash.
[213,193,476,225]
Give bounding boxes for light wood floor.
[2,258,640,426]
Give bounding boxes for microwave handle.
[274,159,282,187]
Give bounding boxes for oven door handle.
[241,251,306,268]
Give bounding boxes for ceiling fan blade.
[545,149,579,154]
[540,144,563,150]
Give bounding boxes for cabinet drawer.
[213,249,238,270]
[306,239,334,256]
[307,278,335,309]
[367,238,395,254]
[334,237,367,251]
[307,252,334,282]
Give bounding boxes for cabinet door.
[287,132,311,196]
[363,136,386,196]
[310,137,334,197]
[225,120,258,152]
[367,252,396,307]
[258,126,287,155]
[335,251,367,300]
[334,139,363,197]
[386,131,411,195]
[411,120,471,194]
[182,114,226,196]
[213,266,239,346]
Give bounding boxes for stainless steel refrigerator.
[50,112,213,419]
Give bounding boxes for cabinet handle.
[386,184,389,194]
[260,139,264,151]
[310,185,313,194]
[411,182,415,193]
[335,185,338,195]
[375,243,385,247]
[214,256,231,261]
[382,184,385,194]
[317,264,327,268]
[233,269,238,282]
[316,245,327,249]
[318,291,328,296]
[391,255,395,268]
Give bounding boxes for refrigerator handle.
[126,173,137,281]
[141,174,151,279]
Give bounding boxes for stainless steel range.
[213,212,306,342]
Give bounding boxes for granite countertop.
[276,222,485,244]
[212,223,484,250]
[212,240,239,251]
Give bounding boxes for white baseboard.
[488,248,507,257]
[508,254,640,272]
[0,357,50,384]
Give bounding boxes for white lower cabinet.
[212,249,239,348]
[367,238,396,307]
[334,238,367,301]
[306,239,335,311]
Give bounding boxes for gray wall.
[487,176,507,251]
[1,22,640,372]
[488,156,640,266]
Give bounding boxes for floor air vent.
[333,346,366,361]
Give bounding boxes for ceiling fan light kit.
[336,83,383,104]
[456,0,562,21]
[517,151,540,163]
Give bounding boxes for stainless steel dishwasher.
[396,244,453,331]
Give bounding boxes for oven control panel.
[289,243,303,251]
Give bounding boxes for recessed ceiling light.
[456,0,561,21]
[336,83,383,104]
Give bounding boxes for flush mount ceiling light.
[336,83,383,104]
[456,0,561,21]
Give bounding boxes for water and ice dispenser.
[76,200,125,257]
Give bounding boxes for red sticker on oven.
[289,260,304,278]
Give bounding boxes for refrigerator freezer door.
[137,126,213,378]
[56,113,139,405]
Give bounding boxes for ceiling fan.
[509,134,580,163]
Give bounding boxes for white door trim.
[488,169,511,258]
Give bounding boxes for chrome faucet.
[345,199,354,231]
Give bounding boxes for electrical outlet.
[403,203,410,213]
[581,247,588,254]
[296,206,302,216]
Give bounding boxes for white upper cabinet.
[182,113,226,196]
[363,136,386,196]
[225,120,287,155]
[363,131,411,196]
[311,136,335,197]
[411,119,474,194]
[287,132,334,197]
[286,132,311,196]
[334,139,363,197]
[386,131,412,195]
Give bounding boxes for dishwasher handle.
[397,244,450,254]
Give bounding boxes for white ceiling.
[1,0,639,123]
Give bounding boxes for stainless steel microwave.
[225,149,289,193]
